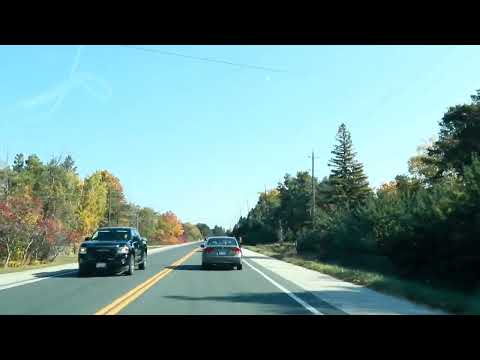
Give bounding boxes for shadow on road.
[162,288,437,315]
[167,264,235,271]
[167,264,203,271]
[162,288,444,315]
[162,289,438,315]
[33,269,126,279]
[32,269,79,279]
[163,291,343,315]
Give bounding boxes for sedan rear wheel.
[237,264,243,270]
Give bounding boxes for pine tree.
[327,123,371,207]
[12,153,25,172]
[62,155,77,173]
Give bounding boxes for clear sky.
[1,45,480,229]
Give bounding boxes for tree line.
[232,89,480,292]
[0,156,223,268]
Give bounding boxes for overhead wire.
[118,45,289,73]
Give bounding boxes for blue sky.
[1,45,480,229]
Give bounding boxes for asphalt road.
[0,243,321,315]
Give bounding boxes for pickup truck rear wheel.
[139,252,146,270]
[78,266,89,277]
[126,255,135,275]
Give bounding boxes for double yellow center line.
[95,248,199,315]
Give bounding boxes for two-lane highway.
[0,242,444,315]
[0,243,319,315]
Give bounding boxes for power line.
[118,45,289,73]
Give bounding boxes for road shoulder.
[242,248,446,315]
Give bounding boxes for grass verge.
[0,255,78,275]
[244,243,480,314]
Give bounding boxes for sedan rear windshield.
[91,230,131,241]
[207,238,238,246]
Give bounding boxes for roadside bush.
[243,223,277,245]
[369,161,480,291]
[295,228,328,255]
[233,216,278,245]
[294,165,480,291]
[0,196,64,267]
[320,203,376,255]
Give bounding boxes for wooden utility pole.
[108,188,112,226]
[308,150,318,227]
[278,219,284,243]
[5,150,9,203]
[312,150,315,222]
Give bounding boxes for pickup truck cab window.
[91,229,132,241]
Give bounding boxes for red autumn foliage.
[66,229,83,246]
[0,195,66,265]
[41,217,63,245]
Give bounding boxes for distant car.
[201,236,242,270]
[78,227,147,276]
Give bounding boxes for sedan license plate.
[96,262,107,269]
[218,251,227,256]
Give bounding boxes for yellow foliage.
[153,211,184,243]
[78,172,108,235]
[378,181,398,194]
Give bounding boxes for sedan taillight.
[232,247,241,254]
[205,247,215,254]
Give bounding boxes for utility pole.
[5,150,9,203]
[308,150,317,227]
[108,188,112,226]
[51,155,56,218]
[312,150,315,225]
[263,186,268,216]
[278,219,284,243]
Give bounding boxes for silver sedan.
[201,236,242,270]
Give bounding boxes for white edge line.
[0,270,78,292]
[243,259,322,315]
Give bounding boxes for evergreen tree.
[196,223,212,238]
[62,155,77,173]
[13,153,25,172]
[327,123,371,207]
[277,172,313,234]
[427,90,480,178]
[212,225,226,236]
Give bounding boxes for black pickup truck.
[78,227,148,276]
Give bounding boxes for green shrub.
[295,228,328,254]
